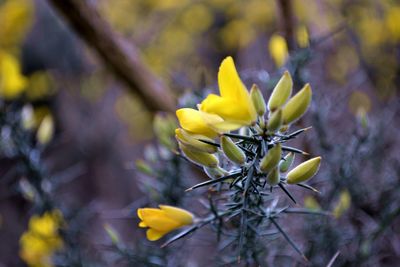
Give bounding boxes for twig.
[46,0,175,112]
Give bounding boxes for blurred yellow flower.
[268,34,289,68]
[27,71,54,100]
[304,196,321,210]
[153,112,177,149]
[0,0,33,49]
[181,4,213,32]
[20,210,64,267]
[333,190,351,218]
[0,50,27,99]
[176,108,218,138]
[138,205,194,241]
[296,25,309,48]
[348,90,371,116]
[385,6,400,42]
[199,56,257,131]
[28,210,62,238]
[147,0,188,10]
[220,19,255,50]
[36,115,55,145]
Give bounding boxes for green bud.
[286,156,321,184]
[332,190,351,218]
[267,109,283,133]
[279,125,289,133]
[135,159,154,176]
[282,83,312,125]
[250,84,266,116]
[268,71,293,111]
[279,152,295,172]
[175,128,217,153]
[221,136,246,165]
[104,223,120,244]
[259,117,266,130]
[36,115,54,145]
[179,143,219,168]
[260,143,282,173]
[266,167,280,186]
[153,112,177,149]
[19,178,36,201]
[203,166,227,179]
[21,105,34,130]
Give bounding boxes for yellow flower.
[198,56,257,132]
[296,25,309,48]
[0,50,27,99]
[332,190,351,218]
[0,0,33,48]
[29,210,62,238]
[137,205,194,241]
[304,196,321,211]
[268,34,289,68]
[176,108,218,138]
[19,210,64,267]
[36,115,55,145]
[20,232,54,267]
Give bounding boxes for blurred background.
[0,0,399,266]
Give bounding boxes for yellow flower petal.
[199,110,244,132]
[137,205,194,241]
[269,34,289,68]
[176,108,217,137]
[201,94,252,123]
[0,51,27,99]
[218,56,246,100]
[137,208,180,232]
[199,57,256,130]
[175,128,218,153]
[146,228,168,241]
[138,221,147,228]
[159,205,194,226]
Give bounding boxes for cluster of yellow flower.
[0,0,32,99]
[138,57,322,243]
[19,210,64,267]
[0,0,55,145]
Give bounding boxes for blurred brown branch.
[47,0,175,112]
[277,0,296,51]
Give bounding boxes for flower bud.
[268,71,293,111]
[260,143,282,173]
[135,159,154,176]
[21,105,34,130]
[286,156,321,184]
[279,152,295,173]
[36,115,54,145]
[333,190,351,218]
[269,34,289,68]
[153,112,177,149]
[304,196,321,210]
[179,143,219,168]
[279,125,289,133]
[221,136,246,165]
[282,83,312,125]
[104,224,121,244]
[203,166,227,179]
[250,84,266,116]
[267,109,283,133]
[266,167,280,186]
[175,128,217,153]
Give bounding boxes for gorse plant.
[19,210,64,267]
[141,56,324,263]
